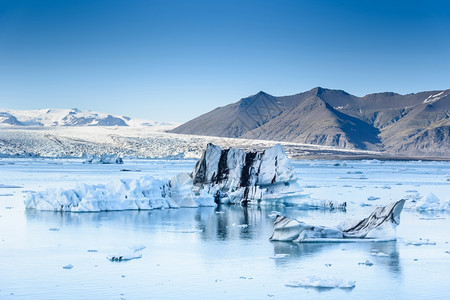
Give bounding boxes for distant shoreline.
[291,154,450,162]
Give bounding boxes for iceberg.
[270,199,405,242]
[191,143,315,206]
[25,176,215,212]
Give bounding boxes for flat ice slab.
[286,276,355,289]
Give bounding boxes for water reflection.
[272,240,401,275]
[25,205,402,276]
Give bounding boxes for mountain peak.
[0,108,177,128]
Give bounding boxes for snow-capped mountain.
[0,108,177,128]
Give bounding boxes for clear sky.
[0,0,449,122]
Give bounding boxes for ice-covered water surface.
[0,158,449,299]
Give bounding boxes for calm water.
[0,158,449,299]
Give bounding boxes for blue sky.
[0,0,449,122]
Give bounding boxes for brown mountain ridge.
[171,87,450,158]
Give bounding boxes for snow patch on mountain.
[423,91,447,104]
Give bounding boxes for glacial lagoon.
[0,158,449,299]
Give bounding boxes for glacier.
[270,199,406,242]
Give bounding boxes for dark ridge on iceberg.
[216,148,230,184]
[240,151,258,187]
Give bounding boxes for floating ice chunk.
[270,200,405,242]
[107,252,142,262]
[48,227,60,231]
[286,276,355,289]
[107,244,145,262]
[412,193,450,211]
[62,264,73,269]
[84,154,123,164]
[367,196,380,201]
[371,251,389,257]
[358,260,373,266]
[404,239,436,246]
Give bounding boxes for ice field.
[0,158,449,299]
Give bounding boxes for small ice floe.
[4,206,13,209]
[269,254,290,259]
[324,264,332,267]
[84,154,123,164]
[381,185,391,189]
[48,227,60,231]
[358,260,373,266]
[0,193,14,197]
[371,251,389,257]
[107,253,142,262]
[62,264,73,269]
[107,245,146,262]
[404,239,436,246]
[367,196,380,201]
[286,276,355,289]
[360,202,373,207]
[87,249,98,253]
[445,251,450,254]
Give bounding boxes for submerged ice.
[270,200,405,242]
[25,143,342,212]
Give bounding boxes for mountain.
[0,108,176,128]
[171,87,450,157]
